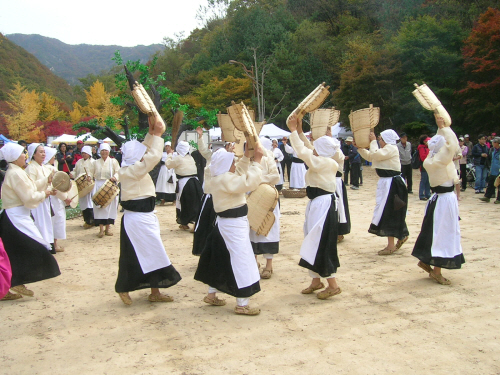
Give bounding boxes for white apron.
[290,162,306,189]
[123,210,171,274]
[217,215,260,289]
[50,196,66,240]
[31,197,54,245]
[79,184,95,211]
[6,206,52,251]
[371,177,393,226]
[156,164,176,194]
[300,194,334,265]
[335,177,347,224]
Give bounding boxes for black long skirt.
[194,225,261,298]
[115,217,182,293]
[412,193,465,269]
[299,192,340,278]
[82,208,95,226]
[337,180,351,236]
[251,241,279,255]
[192,194,216,256]
[177,178,203,225]
[369,176,409,240]
[0,211,60,286]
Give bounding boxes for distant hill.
[6,34,163,85]
[0,33,74,105]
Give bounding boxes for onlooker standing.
[479,137,500,203]
[397,132,413,194]
[472,134,489,193]
[56,143,74,173]
[91,145,100,160]
[347,140,361,190]
[418,135,431,200]
[72,140,84,167]
[279,137,292,182]
[464,134,473,161]
[343,136,353,185]
[458,137,468,191]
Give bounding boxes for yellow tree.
[39,92,66,121]
[69,102,85,123]
[84,80,124,125]
[4,82,42,142]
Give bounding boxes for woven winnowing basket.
[227,101,260,156]
[217,113,244,142]
[348,104,380,148]
[247,184,279,236]
[412,83,452,126]
[282,188,307,198]
[310,108,340,139]
[287,83,330,126]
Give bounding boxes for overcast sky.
[0,0,207,46]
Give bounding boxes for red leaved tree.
[460,7,500,132]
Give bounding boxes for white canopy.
[51,134,79,145]
[76,133,99,144]
[209,127,222,140]
[331,123,353,139]
[103,135,125,147]
[259,123,290,138]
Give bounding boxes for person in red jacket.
[418,135,431,200]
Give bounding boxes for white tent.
[103,135,125,147]
[331,123,353,139]
[51,134,79,145]
[259,123,290,138]
[209,127,222,140]
[76,133,99,144]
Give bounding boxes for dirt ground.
[1,166,499,375]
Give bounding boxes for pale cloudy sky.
[0,0,207,46]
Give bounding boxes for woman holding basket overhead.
[92,143,120,238]
[115,115,181,305]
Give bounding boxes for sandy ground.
[1,166,499,375]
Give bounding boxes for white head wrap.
[165,141,171,146]
[259,136,273,151]
[210,149,234,177]
[121,140,147,167]
[43,146,57,165]
[27,143,42,162]
[176,141,190,157]
[0,142,25,163]
[81,146,92,156]
[314,136,338,158]
[380,130,399,145]
[428,135,446,157]
[99,143,111,152]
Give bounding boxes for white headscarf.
[176,141,190,157]
[314,136,338,158]
[99,143,111,152]
[43,146,57,165]
[121,140,147,167]
[380,130,400,145]
[81,146,92,156]
[210,149,234,177]
[259,136,272,151]
[428,135,446,157]
[27,143,41,162]
[165,141,171,146]
[0,143,25,163]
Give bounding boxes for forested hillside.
[7,34,163,85]
[0,34,74,104]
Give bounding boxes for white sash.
[335,177,347,224]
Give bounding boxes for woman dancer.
[166,141,203,231]
[45,146,70,252]
[26,144,55,254]
[412,116,464,285]
[155,141,177,206]
[358,130,409,255]
[284,137,307,189]
[92,143,120,238]
[0,142,60,300]
[194,145,264,315]
[115,115,181,305]
[288,114,341,299]
[250,137,280,279]
[272,139,284,191]
[192,127,216,256]
[73,146,95,228]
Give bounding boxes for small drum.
[76,174,95,198]
[52,171,72,192]
[92,180,120,208]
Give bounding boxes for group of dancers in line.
[0,111,464,315]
